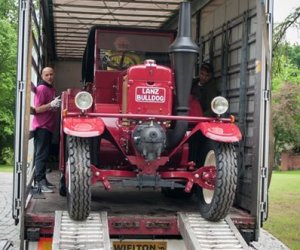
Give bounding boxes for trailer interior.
[13,0,273,248]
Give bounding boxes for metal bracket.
[18,81,25,92]
[16,162,23,173]
[21,0,27,11]
[266,13,272,24]
[14,198,21,210]
[263,89,270,101]
[26,228,40,241]
[260,201,267,213]
[261,166,267,178]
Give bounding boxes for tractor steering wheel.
[106,51,139,70]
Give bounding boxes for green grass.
[0,164,13,172]
[264,170,300,250]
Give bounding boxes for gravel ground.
[250,229,290,250]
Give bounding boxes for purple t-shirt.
[32,83,57,133]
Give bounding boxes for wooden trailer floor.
[25,170,254,234]
[27,170,201,215]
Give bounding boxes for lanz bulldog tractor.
[59,2,242,221]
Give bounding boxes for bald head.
[41,67,55,85]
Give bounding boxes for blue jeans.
[34,128,52,182]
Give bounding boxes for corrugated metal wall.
[196,0,260,215]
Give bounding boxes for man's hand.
[50,96,61,108]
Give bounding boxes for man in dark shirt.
[189,62,219,165]
[191,62,219,116]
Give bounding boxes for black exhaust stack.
[166,2,199,148]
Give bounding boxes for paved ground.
[0,172,290,250]
[0,173,20,250]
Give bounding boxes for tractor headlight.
[75,91,93,111]
[211,96,228,115]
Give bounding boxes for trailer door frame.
[13,1,32,249]
[13,0,46,248]
[255,0,273,237]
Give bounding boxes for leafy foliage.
[0,1,17,164]
[271,6,300,159]
[0,0,17,21]
[272,83,300,153]
[286,45,300,68]
[272,44,300,91]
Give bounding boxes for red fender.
[63,117,105,137]
[196,122,242,143]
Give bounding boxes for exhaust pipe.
[166,2,199,148]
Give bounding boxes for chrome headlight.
[211,96,229,115]
[75,91,93,111]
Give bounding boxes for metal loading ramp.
[52,211,110,250]
[178,213,249,250]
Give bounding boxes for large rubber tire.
[66,136,91,221]
[195,140,237,221]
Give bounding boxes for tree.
[272,6,300,82]
[286,45,300,68]
[0,0,17,164]
[271,6,300,163]
[272,44,300,91]
[272,6,300,53]
[272,82,300,154]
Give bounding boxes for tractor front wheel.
[196,140,237,221]
[66,136,91,220]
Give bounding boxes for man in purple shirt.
[32,67,61,193]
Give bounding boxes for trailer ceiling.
[45,0,192,60]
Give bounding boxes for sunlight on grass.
[264,170,300,250]
[0,165,13,172]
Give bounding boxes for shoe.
[45,178,56,188]
[37,179,54,193]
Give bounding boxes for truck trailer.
[13,0,273,249]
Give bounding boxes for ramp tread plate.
[178,212,249,250]
[52,211,110,250]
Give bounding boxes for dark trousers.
[34,128,52,182]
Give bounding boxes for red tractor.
[59,2,241,221]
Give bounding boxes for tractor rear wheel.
[66,136,91,220]
[196,140,237,221]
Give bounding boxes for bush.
[1,147,14,165]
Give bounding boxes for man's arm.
[34,103,52,114]
[34,96,61,114]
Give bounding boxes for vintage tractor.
[59,2,242,221]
